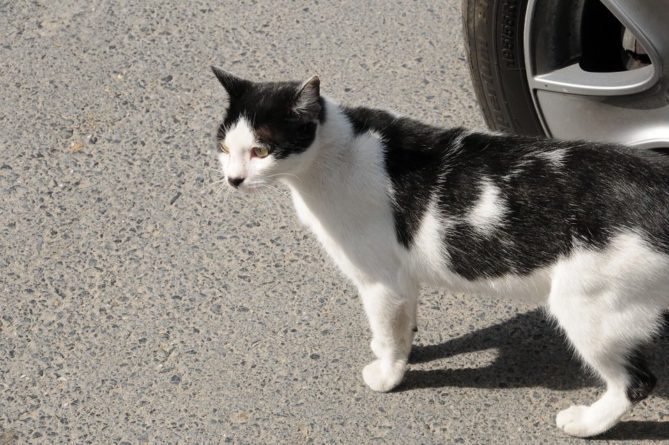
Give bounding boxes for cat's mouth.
[228,179,266,193]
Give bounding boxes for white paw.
[556,405,591,436]
[362,359,406,392]
[556,404,616,438]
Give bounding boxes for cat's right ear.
[211,66,250,98]
[293,75,321,121]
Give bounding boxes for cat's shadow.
[401,309,669,440]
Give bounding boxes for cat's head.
[212,67,324,190]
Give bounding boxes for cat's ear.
[293,75,321,121]
[211,66,250,98]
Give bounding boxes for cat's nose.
[228,177,245,188]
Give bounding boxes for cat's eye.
[253,146,270,158]
[218,142,229,154]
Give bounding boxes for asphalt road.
[2,1,669,444]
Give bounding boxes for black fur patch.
[437,134,575,278]
[625,349,657,403]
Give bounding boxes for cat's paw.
[556,405,590,436]
[556,405,613,438]
[362,359,406,392]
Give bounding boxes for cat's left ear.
[211,66,250,98]
[293,75,321,121]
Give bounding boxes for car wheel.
[462,0,669,149]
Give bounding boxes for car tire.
[462,0,545,136]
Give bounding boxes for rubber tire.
[462,0,546,136]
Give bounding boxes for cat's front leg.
[358,282,415,392]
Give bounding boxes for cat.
[211,66,669,438]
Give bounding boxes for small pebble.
[68,140,84,153]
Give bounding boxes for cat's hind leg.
[549,288,661,438]
[359,282,416,392]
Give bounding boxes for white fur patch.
[537,148,568,168]
[467,178,507,235]
[368,129,385,142]
[286,101,401,288]
[504,158,532,181]
[547,231,669,436]
[224,116,257,153]
[408,198,449,279]
[451,130,469,152]
[219,117,264,184]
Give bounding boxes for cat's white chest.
[288,182,401,287]
[290,190,360,277]
[291,192,331,248]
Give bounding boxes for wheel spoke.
[535,91,669,148]
[531,64,655,96]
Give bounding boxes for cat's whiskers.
[221,185,234,207]
[209,175,233,203]
[263,182,291,197]
[264,172,303,185]
[200,177,229,195]
[213,183,225,199]
[203,167,226,179]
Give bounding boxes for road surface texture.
[2,1,669,444]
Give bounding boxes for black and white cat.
[211,67,669,438]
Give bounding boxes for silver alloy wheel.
[524,0,669,149]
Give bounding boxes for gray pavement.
[1,1,668,444]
